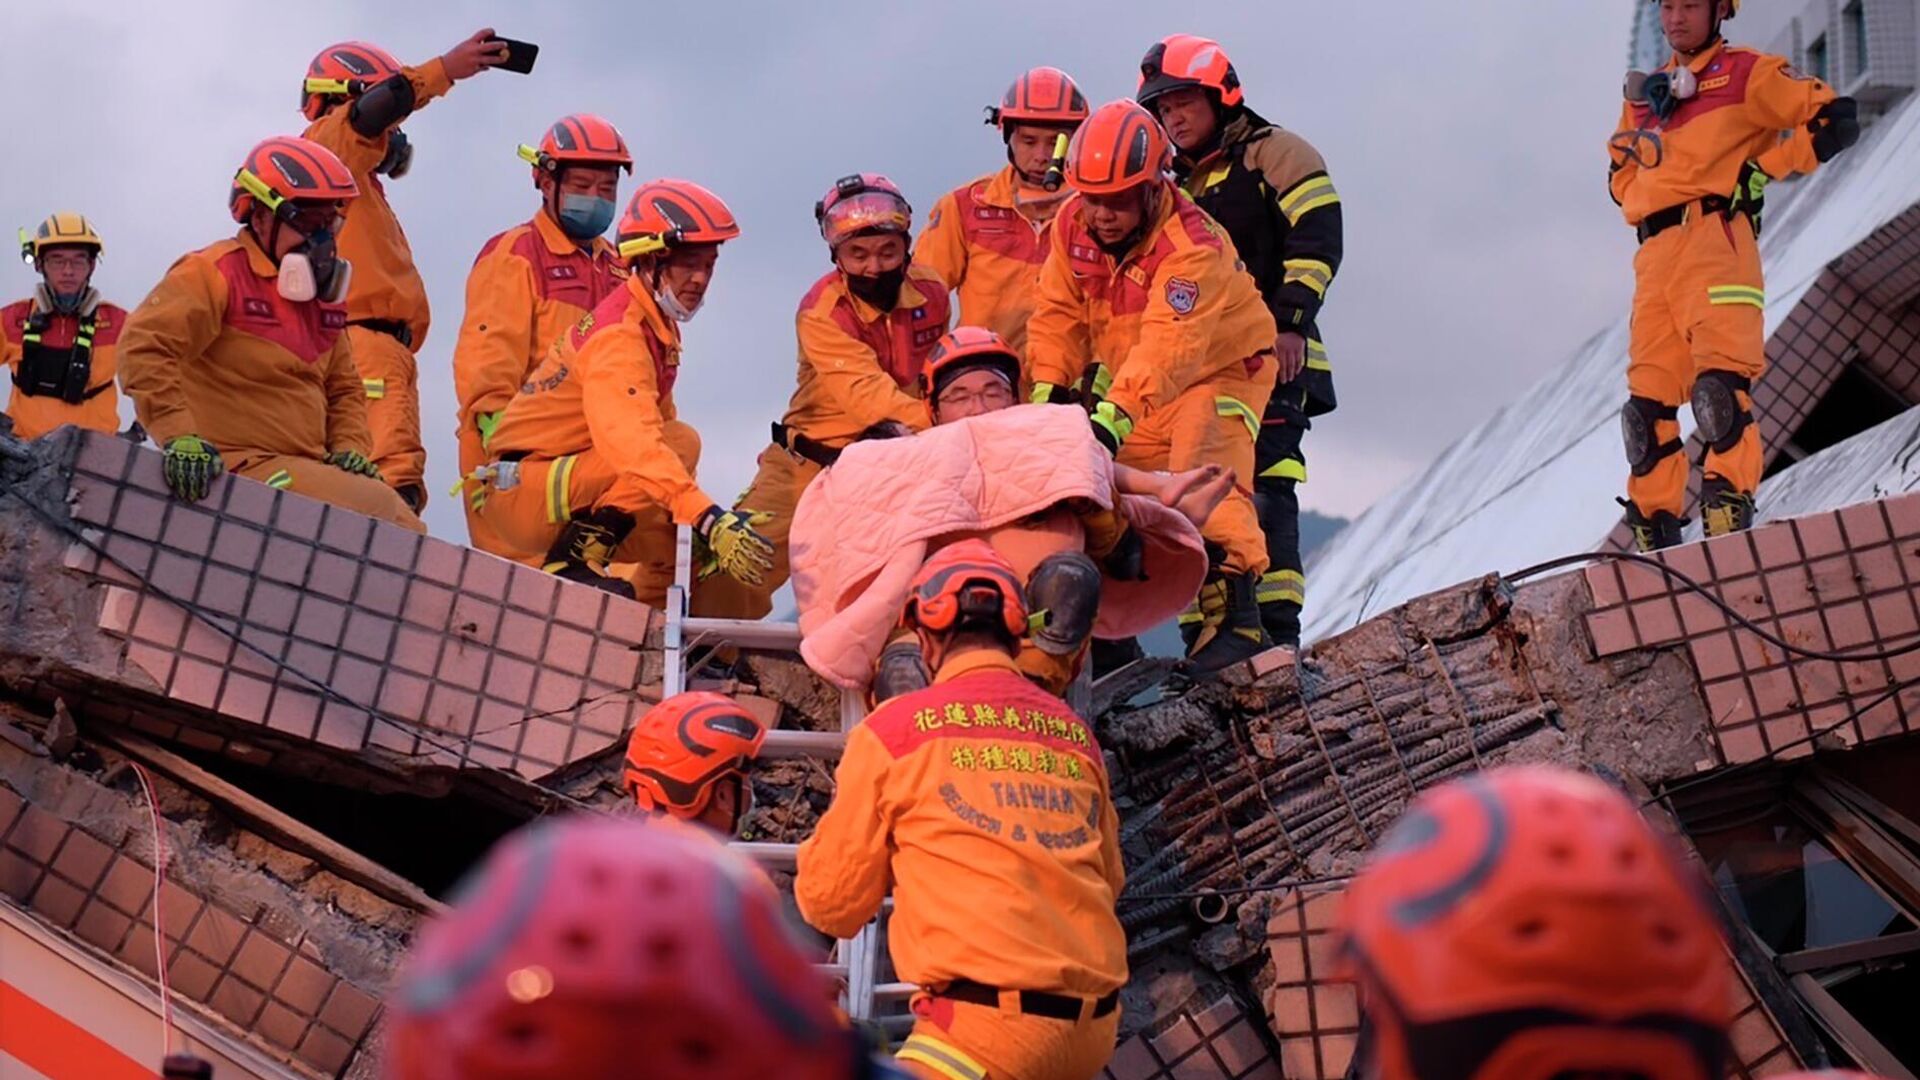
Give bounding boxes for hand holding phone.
[485,35,539,75]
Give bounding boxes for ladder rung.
[731,841,797,867]
[815,963,848,980]
[683,617,804,651]
[760,729,848,758]
[874,981,916,1000]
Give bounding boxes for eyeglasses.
[39,252,94,272]
[938,383,1016,413]
[280,203,347,237]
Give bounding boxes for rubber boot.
[1699,476,1756,538]
[1028,551,1103,657]
[872,637,930,704]
[1185,573,1271,675]
[1090,637,1145,680]
[543,508,637,599]
[1618,497,1686,553]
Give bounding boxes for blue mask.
[557,194,616,240]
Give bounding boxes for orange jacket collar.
[932,646,1024,685]
[234,228,282,279]
[531,207,616,260]
[839,269,931,325]
[987,165,1071,224]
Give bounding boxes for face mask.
[1626,67,1696,121]
[845,264,907,310]
[376,129,414,179]
[277,228,350,303]
[48,288,86,314]
[655,281,701,323]
[558,193,616,240]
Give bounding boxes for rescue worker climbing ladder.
[5,214,128,441]
[1609,0,1858,550]
[1139,33,1343,649]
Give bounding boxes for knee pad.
[1691,371,1753,454]
[872,640,930,703]
[1026,550,1103,656]
[1621,395,1681,476]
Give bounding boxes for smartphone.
[487,36,539,75]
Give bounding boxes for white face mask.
[655,281,701,323]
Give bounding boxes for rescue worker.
[915,67,1088,370]
[4,214,127,440]
[797,541,1126,1080]
[301,30,509,512]
[1028,100,1280,674]
[472,180,772,602]
[1339,766,1731,1080]
[1139,34,1342,649]
[453,114,633,563]
[699,174,951,619]
[623,691,767,836]
[1609,0,1859,549]
[118,137,422,531]
[384,816,913,1080]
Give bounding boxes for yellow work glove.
[694,506,774,586]
[476,410,505,449]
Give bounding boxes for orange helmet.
[519,113,634,174]
[616,179,741,262]
[986,67,1089,131]
[623,692,766,820]
[229,136,359,224]
[383,816,853,1080]
[1339,766,1731,1080]
[815,173,911,250]
[1064,100,1169,196]
[904,539,1029,640]
[1136,34,1244,109]
[921,326,1021,403]
[301,41,404,121]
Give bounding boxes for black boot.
[1028,551,1103,656]
[872,639,930,703]
[1089,636,1145,679]
[543,508,637,598]
[1185,573,1271,675]
[1698,476,1756,538]
[1618,497,1686,552]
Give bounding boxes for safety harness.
[13,296,108,404]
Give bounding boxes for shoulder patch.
[1165,276,1200,315]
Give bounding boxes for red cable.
[131,763,175,1060]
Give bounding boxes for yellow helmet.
[19,212,104,265]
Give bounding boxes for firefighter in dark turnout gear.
[1139,33,1341,648]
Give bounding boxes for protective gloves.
[161,435,225,503]
[694,505,775,586]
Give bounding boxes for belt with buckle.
[938,979,1119,1022]
[1636,195,1734,244]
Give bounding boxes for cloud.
[0,0,1642,538]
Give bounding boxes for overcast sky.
[0,0,1643,539]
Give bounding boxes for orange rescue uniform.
[303,58,454,504]
[1609,41,1836,516]
[699,263,951,619]
[796,648,1126,1080]
[117,233,423,531]
[915,166,1068,368]
[1027,184,1278,576]
[478,275,708,605]
[453,211,625,562]
[3,296,127,440]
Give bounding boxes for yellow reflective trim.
[1259,457,1308,482]
[1257,586,1305,605]
[1215,395,1259,440]
[545,455,576,525]
[266,470,293,490]
[1203,164,1233,191]
[1258,568,1306,605]
[898,1035,987,1080]
[1304,337,1331,372]
[1707,285,1765,308]
[1286,193,1341,223]
[362,378,387,400]
[1277,175,1335,213]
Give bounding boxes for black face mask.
[845,265,907,310]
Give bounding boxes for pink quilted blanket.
[790,404,1207,689]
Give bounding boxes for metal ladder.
[661,527,911,1024]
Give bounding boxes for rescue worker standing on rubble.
[1028,100,1280,674]
[915,68,1088,372]
[4,214,127,440]
[472,179,772,603]
[623,690,767,837]
[453,115,632,563]
[699,174,951,619]
[300,30,509,513]
[1609,0,1858,550]
[797,541,1126,1080]
[1138,34,1342,649]
[118,137,422,531]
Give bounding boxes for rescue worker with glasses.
[5,214,128,441]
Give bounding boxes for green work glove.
[161,435,224,503]
[694,505,775,587]
[1030,382,1081,406]
[324,449,382,478]
[1728,160,1770,235]
[476,409,505,449]
[1082,363,1114,405]
[1088,400,1133,456]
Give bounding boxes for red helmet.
[814,173,911,250]
[921,326,1021,404]
[519,114,634,174]
[1136,34,1244,109]
[383,816,850,1080]
[301,41,405,121]
[987,67,1089,131]
[623,692,766,819]
[1065,100,1169,196]
[904,539,1028,639]
[229,136,359,224]
[616,179,741,262]
[1339,766,1731,1080]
